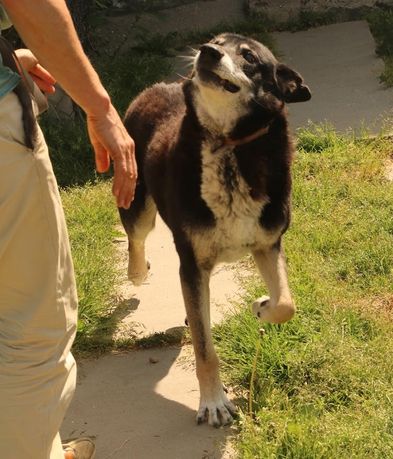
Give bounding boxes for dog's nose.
[199,44,224,63]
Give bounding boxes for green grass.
[61,181,124,351]
[176,16,275,50]
[213,129,393,457]
[283,9,340,32]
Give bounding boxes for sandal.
[62,437,96,459]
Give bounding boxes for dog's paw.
[128,260,150,286]
[252,295,295,324]
[196,388,237,427]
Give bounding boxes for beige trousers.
[0,92,78,458]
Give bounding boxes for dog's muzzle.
[196,45,240,94]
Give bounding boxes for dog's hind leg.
[119,194,157,286]
[251,242,296,324]
[177,241,237,427]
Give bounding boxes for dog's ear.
[276,63,311,103]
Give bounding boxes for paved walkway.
[115,217,242,339]
[62,214,242,458]
[62,5,393,458]
[275,21,393,133]
[62,347,236,459]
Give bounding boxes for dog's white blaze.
[189,142,281,264]
[220,52,235,74]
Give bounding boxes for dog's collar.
[223,124,270,147]
[209,123,271,153]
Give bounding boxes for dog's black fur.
[120,33,310,426]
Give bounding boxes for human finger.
[89,129,111,173]
[30,64,56,86]
[111,140,137,208]
[30,65,56,93]
[94,144,111,173]
[31,74,56,94]
[86,106,137,207]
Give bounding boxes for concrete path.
[115,217,242,339]
[275,21,393,133]
[62,347,236,459]
[62,7,393,458]
[62,214,243,457]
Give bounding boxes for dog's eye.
[242,50,257,64]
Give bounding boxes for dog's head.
[191,33,311,134]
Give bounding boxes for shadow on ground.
[62,348,235,459]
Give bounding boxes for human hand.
[15,48,56,94]
[87,104,137,209]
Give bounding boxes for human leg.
[0,92,78,458]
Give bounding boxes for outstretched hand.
[87,104,137,209]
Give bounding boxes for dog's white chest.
[200,143,262,218]
[197,143,273,262]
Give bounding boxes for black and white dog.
[119,33,311,427]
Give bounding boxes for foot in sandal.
[63,437,96,459]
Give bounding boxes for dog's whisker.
[186,46,199,54]
[177,55,196,62]
[176,73,193,81]
[181,62,195,69]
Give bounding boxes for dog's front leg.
[252,242,296,324]
[178,245,236,427]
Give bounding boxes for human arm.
[2,0,137,208]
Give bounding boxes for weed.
[284,9,339,32]
[380,56,393,87]
[368,7,393,87]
